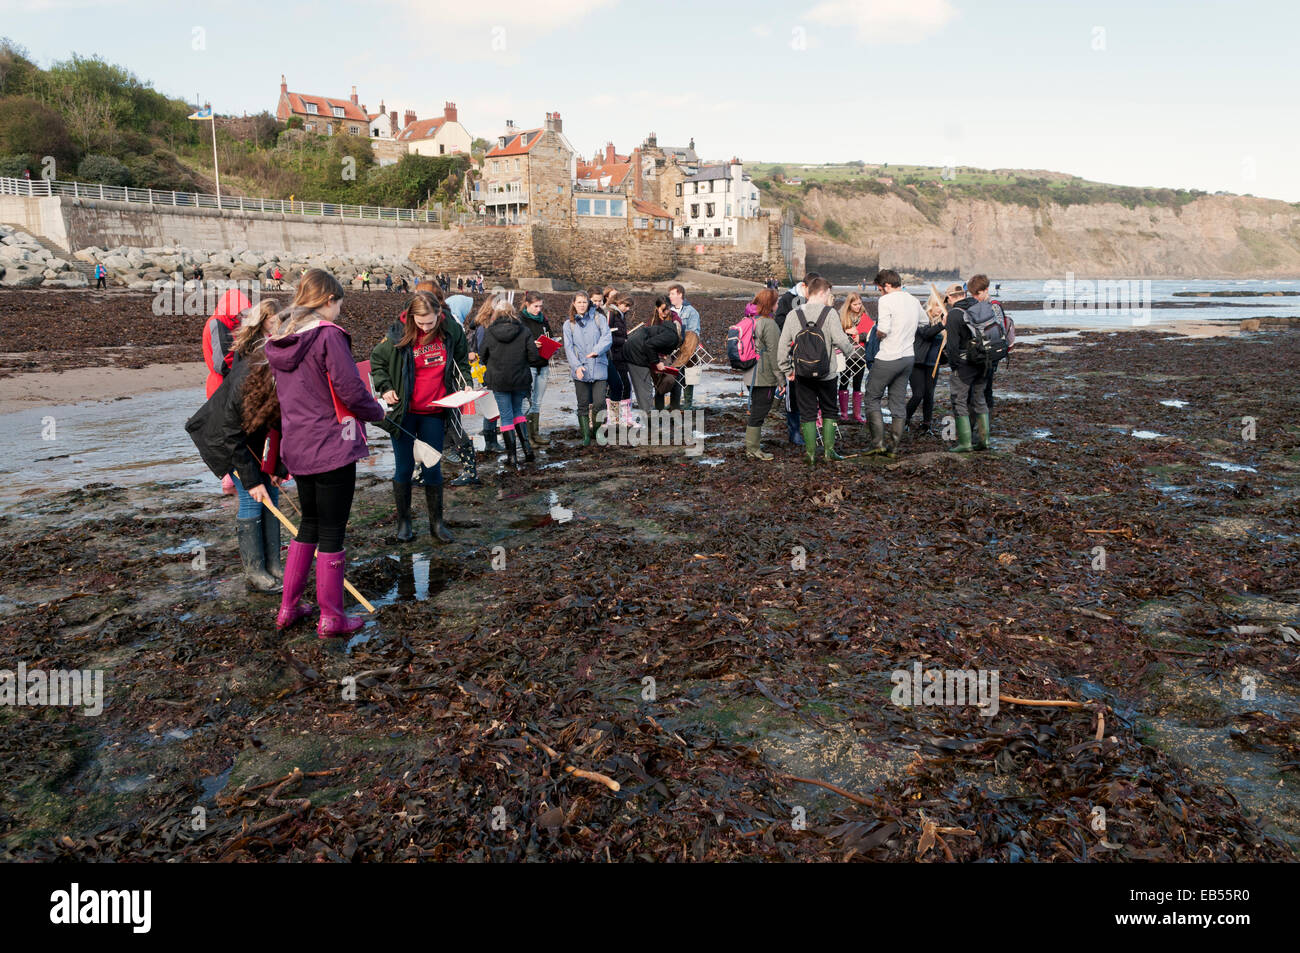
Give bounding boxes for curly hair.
[240,362,280,434]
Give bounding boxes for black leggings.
[906,363,937,424]
[607,363,630,403]
[295,462,356,553]
[748,385,776,427]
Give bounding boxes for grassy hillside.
[0,38,464,211]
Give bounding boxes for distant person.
[457,276,464,292]
[94,262,107,289]
[385,273,393,292]
[863,269,923,457]
[562,291,612,446]
[518,291,553,445]
[838,292,870,424]
[479,297,541,467]
[667,284,700,409]
[944,274,999,452]
[466,299,505,456]
[193,265,204,282]
[904,284,952,435]
[623,310,684,417]
[202,288,253,495]
[360,270,371,292]
[774,273,817,445]
[777,276,857,464]
[743,288,782,461]
[605,291,634,429]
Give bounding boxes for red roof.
[396,117,447,142]
[577,162,631,189]
[631,199,672,219]
[284,91,368,123]
[486,129,545,157]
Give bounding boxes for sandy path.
[0,361,206,414]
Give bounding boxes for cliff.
[784,188,1300,279]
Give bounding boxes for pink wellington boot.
[275,540,316,630]
[221,473,236,495]
[837,390,849,421]
[853,392,866,424]
[621,399,638,429]
[315,549,365,639]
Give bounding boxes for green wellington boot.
[578,412,592,447]
[949,415,974,453]
[822,420,844,461]
[744,425,773,460]
[973,413,990,451]
[800,422,818,465]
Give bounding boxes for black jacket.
[185,353,286,493]
[913,315,947,365]
[607,307,630,368]
[623,321,683,368]
[774,290,803,331]
[479,315,540,392]
[518,307,552,369]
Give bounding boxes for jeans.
[748,385,777,427]
[607,363,630,403]
[295,462,357,553]
[952,364,989,416]
[392,411,446,486]
[865,356,914,423]
[492,390,528,431]
[573,378,607,418]
[527,365,550,417]
[628,364,656,413]
[235,474,279,519]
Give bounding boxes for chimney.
[689,137,695,151]
[351,86,359,106]
[390,110,398,137]
[444,101,457,122]
[632,148,642,200]
[280,75,288,96]
[647,131,657,148]
[404,109,417,129]
[544,111,562,134]
[505,119,518,139]
[605,142,615,165]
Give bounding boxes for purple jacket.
[265,318,384,476]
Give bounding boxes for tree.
[0,96,76,164]
[78,153,131,186]
[56,87,113,154]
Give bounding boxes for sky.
[3,0,1298,200]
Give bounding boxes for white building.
[675,160,761,242]
[396,103,473,158]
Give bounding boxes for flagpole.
[208,106,221,204]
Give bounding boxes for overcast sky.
[4,0,1297,200]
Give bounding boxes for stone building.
[479,112,576,226]
[674,159,762,243]
[275,76,369,136]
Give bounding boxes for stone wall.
[407,227,524,276]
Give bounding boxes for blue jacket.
[676,301,701,336]
[562,308,612,381]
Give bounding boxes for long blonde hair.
[926,284,948,322]
[234,299,281,357]
[840,292,864,332]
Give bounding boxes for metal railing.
[678,234,737,246]
[0,176,440,223]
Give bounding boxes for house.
[369,103,399,139]
[671,159,761,242]
[395,103,473,158]
[275,76,369,136]
[631,199,673,234]
[478,112,576,226]
[576,143,632,192]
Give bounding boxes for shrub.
[0,95,76,163]
[78,153,132,186]
[0,153,33,177]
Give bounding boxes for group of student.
[743,269,1008,463]
[431,272,486,294]
[187,267,1007,638]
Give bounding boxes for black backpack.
[791,306,832,378]
[955,304,1009,372]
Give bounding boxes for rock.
[102,254,132,272]
[47,258,70,272]
[127,280,155,291]
[1,269,45,289]
[74,248,100,263]
[1239,318,1260,331]
[42,274,88,288]
[238,250,262,267]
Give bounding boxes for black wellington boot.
[393,480,415,541]
[424,483,454,543]
[236,517,280,592]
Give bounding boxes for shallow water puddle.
[1160,399,1190,408]
[1131,430,1167,439]
[1208,461,1258,474]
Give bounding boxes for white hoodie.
[875,290,925,363]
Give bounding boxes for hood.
[211,288,252,328]
[444,295,474,324]
[265,318,344,372]
[488,317,524,343]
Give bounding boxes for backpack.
[726,315,758,370]
[791,306,832,378]
[991,301,1015,351]
[955,304,1009,372]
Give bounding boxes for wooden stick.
[931,330,947,379]
[997,695,1088,709]
[565,765,621,792]
[262,499,376,614]
[779,774,878,808]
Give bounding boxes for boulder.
[127,280,155,291]
[74,248,100,263]
[43,274,89,288]
[102,254,132,273]
[1,268,44,288]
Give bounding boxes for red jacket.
[203,289,252,397]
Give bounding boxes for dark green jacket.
[369,309,470,436]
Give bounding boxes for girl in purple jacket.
[266,270,386,638]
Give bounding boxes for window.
[675,183,682,196]
[305,103,318,115]
[306,122,316,131]
[690,204,699,218]
[609,199,624,217]
[326,123,333,135]
[655,218,668,231]
[332,106,344,118]
[349,126,359,135]
[634,217,648,229]
[697,228,704,238]
[714,228,722,237]
[577,198,591,215]
[706,203,715,218]
[372,127,379,137]
[514,159,520,171]
[726,205,732,216]
[593,199,607,215]
[727,227,733,235]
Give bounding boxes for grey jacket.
[777,303,859,381]
[745,316,783,387]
